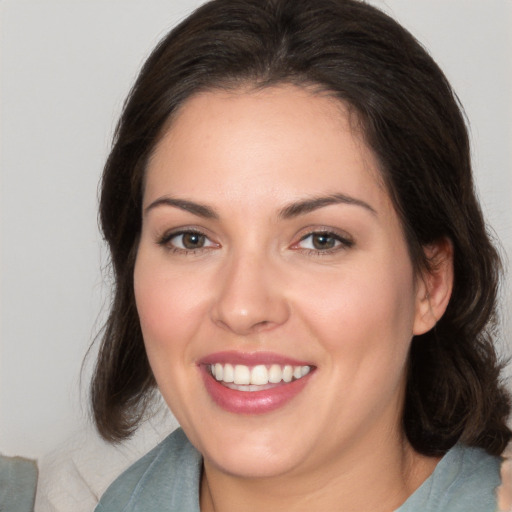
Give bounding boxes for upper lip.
[197,351,313,367]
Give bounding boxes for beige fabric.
[34,410,177,512]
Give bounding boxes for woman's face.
[134,85,429,479]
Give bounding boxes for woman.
[91,0,511,510]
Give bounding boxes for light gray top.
[0,455,38,512]
[95,428,501,512]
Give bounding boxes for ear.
[413,237,454,336]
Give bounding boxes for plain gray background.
[1,0,511,460]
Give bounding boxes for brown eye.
[295,231,354,253]
[181,232,206,249]
[311,233,337,250]
[159,230,217,252]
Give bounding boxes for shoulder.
[95,428,202,512]
[437,444,500,507]
[35,409,177,512]
[398,444,501,512]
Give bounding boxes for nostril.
[210,276,291,334]
[253,320,271,331]
[212,315,282,336]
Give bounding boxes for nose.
[210,251,290,336]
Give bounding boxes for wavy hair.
[91,0,511,455]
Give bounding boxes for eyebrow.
[278,193,377,219]
[144,197,219,219]
[144,193,376,220]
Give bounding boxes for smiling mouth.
[209,363,312,391]
[200,355,315,413]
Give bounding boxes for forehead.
[144,85,388,211]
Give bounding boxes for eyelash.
[157,229,218,255]
[156,228,354,256]
[293,230,354,255]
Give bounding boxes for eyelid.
[157,227,220,252]
[291,227,354,253]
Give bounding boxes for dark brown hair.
[91,0,511,455]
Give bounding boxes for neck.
[200,433,440,512]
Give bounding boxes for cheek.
[295,257,417,366]
[133,253,206,357]
[133,251,213,421]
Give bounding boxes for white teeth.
[223,363,234,383]
[233,364,251,385]
[210,363,312,388]
[282,365,293,383]
[251,365,269,385]
[268,364,282,383]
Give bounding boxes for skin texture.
[134,85,453,512]
[497,445,512,511]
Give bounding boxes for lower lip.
[200,366,313,414]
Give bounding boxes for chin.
[205,446,304,479]
[189,419,311,479]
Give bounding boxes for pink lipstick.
[198,351,314,414]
